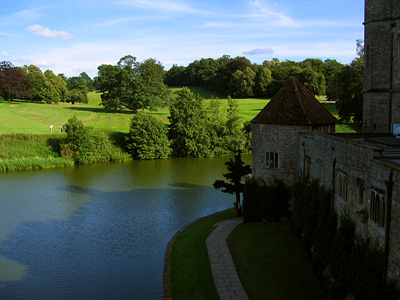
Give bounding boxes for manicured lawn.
[0,87,359,134]
[169,210,325,300]
[169,209,236,300]
[228,222,325,300]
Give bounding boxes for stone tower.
[363,0,400,133]
[251,77,336,186]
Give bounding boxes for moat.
[0,154,251,300]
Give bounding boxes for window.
[337,174,348,201]
[370,191,385,227]
[266,151,279,169]
[357,179,365,204]
[304,156,311,179]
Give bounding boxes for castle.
[252,0,400,281]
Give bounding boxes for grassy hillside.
[0,87,357,135]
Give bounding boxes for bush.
[62,116,129,164]
[126,111,171,159]
[243,177,290,222]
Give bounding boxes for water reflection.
[0,154,251,300]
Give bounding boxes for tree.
[213,151,252,216]
[168,87,212,157]
[164,65,189,86]
[67,76,88,104]
[98,56,170,112]
[62,116,113,164]
[298,68,326,96]
[126,111,171,159]
[79,72,95,91]
[43,70,68,103]
[224,97,246,152]
[228,67,256,98]
[254,67,272,97]
[330,40,364,124]
[0,61,33,103]
[135,58,171,111]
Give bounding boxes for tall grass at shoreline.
[0,133,130,172]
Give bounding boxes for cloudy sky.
[0,0,364,78]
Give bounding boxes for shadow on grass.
[64,106,134,114]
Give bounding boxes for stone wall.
[363,0,400,132]
[252,123,312,186]
[300,132,400,280]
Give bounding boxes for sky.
[0,0,364,78]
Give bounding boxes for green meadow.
[0,87,356,135]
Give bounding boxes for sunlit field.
[0,87,356,134]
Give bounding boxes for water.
[0,155,251,300]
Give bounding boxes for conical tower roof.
[251,76,337,125]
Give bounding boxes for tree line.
[0,40,364,124]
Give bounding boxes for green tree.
[168,87,212,157]
[25,65,46,102]
[254,67,272,97]
[164,65,189,86]
[207,97,227,155]
[66,76,88,104]
[298,68,326,96]
[213,151,252,216]
[228,67,256,98]
[135,58,171,111]
[63,116,113,164]
[0,61,33,103]
[330,40,364,124]
[126,111,171,159]
[224,97,246,152]
[43,70,68,103]
[79,72,95,91]
[98,55,170,112]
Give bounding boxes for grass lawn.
[228,222,325,300]
[169,210,325,300]
[0,86,359,134]
[169,209,236,300]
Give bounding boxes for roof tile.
[251,76,337,125]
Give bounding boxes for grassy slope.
[228,222,325,300]
[0,87,358,135]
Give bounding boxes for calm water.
[0,155,250,300]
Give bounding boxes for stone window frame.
[265,151,279,169]
[370,190,385,228]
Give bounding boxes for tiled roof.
[251,76,337,125]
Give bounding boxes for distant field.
[0,87,357,134]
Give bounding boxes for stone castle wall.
[300,132,400,279]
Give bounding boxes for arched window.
[370,191,385,228]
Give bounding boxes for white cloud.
[0,9,42,25]
[35,60,52,67]
[117,0,205,14]
[248,0,299,27]
[1,51,9,57]
[243,48,274,55]
[26,24,73,40]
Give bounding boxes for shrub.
[62,116,128,164]
[126,111,171,159]
[243,177,290,222]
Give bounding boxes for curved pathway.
[206,218,250,300]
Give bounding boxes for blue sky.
[0,0,364,78]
